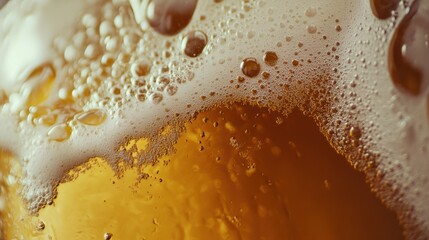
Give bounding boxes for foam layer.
[0,0,428,238]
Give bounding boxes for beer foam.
[0,0,428,238]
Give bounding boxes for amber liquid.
[1,104,403,239]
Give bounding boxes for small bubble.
[146,0,198,35]
[307,25,317,34]
[75,109,107,126]
[370,0,399,19]
[182,30,208,57]
[349,126,362,140]
[150,92,164,104]
[241,58,261,77]
[262,71,271,79]
[263,51,279,66]
[84,44,100,59]
[36,220,45,231]
[335,25,342,32]
[104,232,113,240]
[64,45,78,62]
[131,60,152,77]
[305,7,317,17]
[166,84,178,96]
[48,124,72,142]
[292,60,299,66]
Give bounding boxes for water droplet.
[241,58,260,77]
[146,0,198,36]
[182,30,208,57]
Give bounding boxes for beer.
[0,0,428,239]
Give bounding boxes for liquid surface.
[1,105,404,239]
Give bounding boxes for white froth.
[0,0,428,238]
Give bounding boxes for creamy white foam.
[0,0,428,238]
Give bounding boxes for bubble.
[82,14,98,28]
[292,60,299,66]
[104,232,113,240]
[84,44,101,59]
[64,45,79,62]
[182,30,208,57]
[263,51,279,66]
[146,0,198,36]
[47,124,72,142]
[166,84,178,96]
[335,25,342,32]
[305,7,317,17]
[131,60,152,77]
[307,25,317,34]
[241,58,261,78]
[150,92,164,104]
[75,109,107,126]
[25,64,56,107]
[369,0,399,19]
[36,220,45,231]
[388,0,428,95]
[349,126,362,140]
